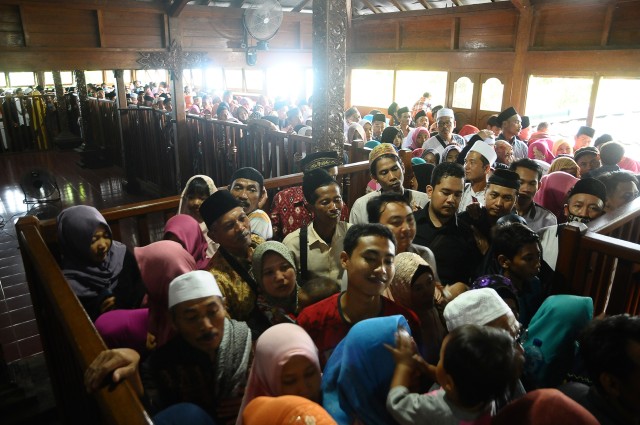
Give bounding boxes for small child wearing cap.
[386,324,522,425]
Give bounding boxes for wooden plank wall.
[346,0,640,111]
[0,0,312,71]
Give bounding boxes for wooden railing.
[87,98,122,166]
[555,196,640,315]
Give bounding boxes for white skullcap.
[168,270,222,309]
[444,288,514,332]
[297,126,312,136]
[130,92,138,99]
[484,136,496,146]
[23,87,33,95]
[436,108,454,121]
[467,140,497,165]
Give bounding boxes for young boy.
[386,324,522,425]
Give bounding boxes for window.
[44,72,74,86]
[452,76,473,109]
[593,77,640,159]
[123,70,132,84]
[224,69,243,90]
[480,77,504,112]
[183,68,204,90]
[204,67,224,92]
[244,69,264,92]
[9,72,35,87]
[0,72,6,87]
[85,71,104,84]
[138,69,167,84]
[525,76,593,136]
[350,69,394,108]
[395,71,448,110]
[305,68,314,101]
[266,65,305,103]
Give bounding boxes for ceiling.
[163,0,514,17]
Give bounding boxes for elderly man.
[459,141,497,212]
[349,143,429,224]
[574,125,595,151]
[421,108,465,156]
[538,178,607,270]
[495,140,515,167]
[574,146,602,178]
[496,107,528,160]
[84,271,252,424]
[229,167,272,240]
[201,190,264,323]
[510,158,557,231]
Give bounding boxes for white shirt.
[422,134,466,157]
[349,189,430,225]
[458,182,487,213]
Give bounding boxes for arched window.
[452,76,473,109]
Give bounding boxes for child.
[386,324,522,425]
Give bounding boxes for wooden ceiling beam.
[417,0,434,9]
[291,0,312,13]
[510,0,531,10]
[451,0,463,6]
[231,0,247,7]
[389,0,408,11]
[360,0,382,13]
[168,0,190,17]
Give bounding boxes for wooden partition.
[555,197,640,315]
[87,98,122,166]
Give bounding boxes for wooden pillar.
[509,5,533,112]
[75,70,93,145]
[52,71,83,149]
[312,0,348,159]
[35,71,45,89]
[114,70,128,110]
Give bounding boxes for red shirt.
[296,292,421,367]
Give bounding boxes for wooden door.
[446,72,510,129]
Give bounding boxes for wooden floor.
[0,150,155,363]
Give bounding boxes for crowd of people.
[49,92,640,425]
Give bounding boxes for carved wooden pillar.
[74,70,92,145]
[114,70,128,110]
[52,71,83,149]
[312,0,348,159]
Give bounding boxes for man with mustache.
[283,168,351,286]
[296,224,420,366]
[538,178,607,271]
[510,158,557,231]
[84,271,252,424]
[201,190,265,324]
[349,143,429,224]
[414,162,482,286]
[229,167,272,240]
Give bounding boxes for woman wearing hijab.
[346,122,366,144]
[358,119,372,141]
[178,175,218,257]
[402,127,430,151]
[385,253,446,365]
[552,138,573,157]
[548,156,580,177]
[441,144,462,164]
[380,126,403,151]
[163,214,211,270]
[533,171,579,223]
[251,242,306,330]
[528,140,556,164]
[134,240,196,348]
[523,295,593,389]
[57,205,145,321]
[243,396,337,425]
[237,323,322,425]
[322,315,410,425]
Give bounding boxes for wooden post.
[52,71,83,149]
[312,0,348,159]
[509,5,533,112]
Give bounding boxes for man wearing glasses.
[421,108,465,156]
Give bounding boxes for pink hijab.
[163,214,210,270]
[528,140,555,164]
[237,323,320,425]
[134,240,196,347]
[406,127,430,151]
[533,171,579,223]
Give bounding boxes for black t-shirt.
[414,205,482,285]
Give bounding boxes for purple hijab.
[57,205,126,297]
[163,214,210,269]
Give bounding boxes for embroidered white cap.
[443,288,514,332]
[436,108,455,120]
[168,270,223,309]
[467,139,498,165]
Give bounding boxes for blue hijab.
[322,315,409,425]
[524,295,593,388]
